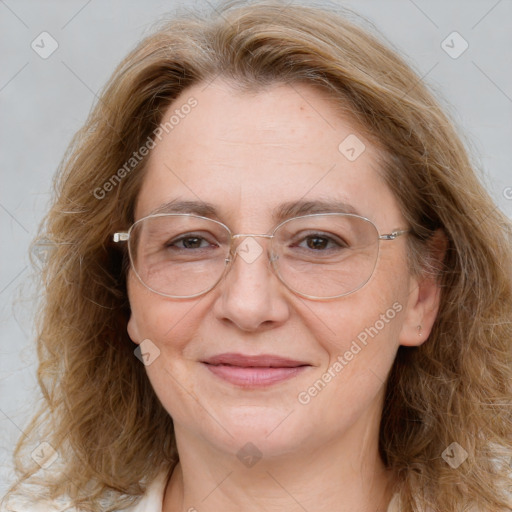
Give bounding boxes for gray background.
[1,0,511,495]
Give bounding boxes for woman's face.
[127,80,433,461]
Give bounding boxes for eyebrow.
[146,199,362,223]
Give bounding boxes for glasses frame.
[113,212,409,301]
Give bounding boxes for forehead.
[135,80,401,230]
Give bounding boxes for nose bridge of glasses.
[231,233,273,239]
[231,233,273,242]
[228,233,275,261]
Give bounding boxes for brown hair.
[3,1,511,510]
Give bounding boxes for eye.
[166,233,218,250]
[295,232,348,251]
[303,235,331,250]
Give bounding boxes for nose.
[212,236,291,332]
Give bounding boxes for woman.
[2,1,511,511]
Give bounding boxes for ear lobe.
[127,314,142,345]
[398,229,447,347]
[398,279,442,346]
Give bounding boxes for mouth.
[201,353,311,388]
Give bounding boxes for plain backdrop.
[1,0,511,495]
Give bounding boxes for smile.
[201,353,311,388]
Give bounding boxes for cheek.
[304,251,408,384]
[306,293,402,374]
[127,272,208,384]
[293,292,404,433]
[127,276,210,422]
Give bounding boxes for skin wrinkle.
[126,80,441,512]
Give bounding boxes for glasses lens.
[129,215,230,298]
[272,214,379,298]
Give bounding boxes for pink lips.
[202,353,310,388]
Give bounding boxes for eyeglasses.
[113,213,409,300]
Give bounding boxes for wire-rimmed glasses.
[113,213,409,300]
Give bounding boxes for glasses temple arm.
[379,229,409,241]
[113,232,129,243]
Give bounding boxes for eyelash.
[164,232,348,252]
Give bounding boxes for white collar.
[122,470,169,512]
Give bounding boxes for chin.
[196,405,322,459]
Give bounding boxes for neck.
[163,423,396,511]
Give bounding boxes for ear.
[127,313,142,345]
[398,229,447,347]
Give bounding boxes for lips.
[203,353,309,368]
[201,353,310,388]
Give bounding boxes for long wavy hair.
[3,1,511,510]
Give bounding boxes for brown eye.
[166,233,217,250]
[180,237,206,249]
[295,233,347,251]
[306,236,329,250]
